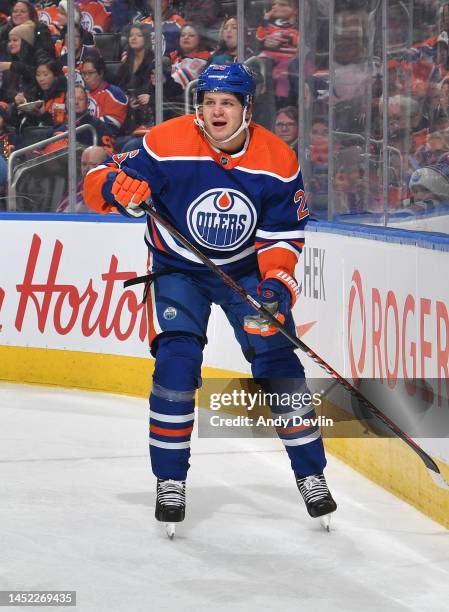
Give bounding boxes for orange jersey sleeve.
[83,165,119,213]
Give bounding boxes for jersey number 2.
[294,189,309,221]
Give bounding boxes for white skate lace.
[296,474,330,505]
[157,479,186,508]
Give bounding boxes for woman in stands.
[0,21,36,104]
[169,22,211,90]
[0,1,55,60]
[56,2,94,47]
[116,24,154,148]
[81,53,128,136]
[210,16,238,64]
[15,59,67,130]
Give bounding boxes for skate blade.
[318,514,332,532]
[165,522,176,539]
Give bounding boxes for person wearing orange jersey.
[78,0,112,33]
[83,63,336,535]
[82,54,128,135]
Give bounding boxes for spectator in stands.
[430,105,449,134]
[256,0,298,106]
[0,1,55,61]
[81,54,128,135]
[56,24,99,86]
[409,161,449,208]
[56,1,94,46]
[117,24,154,148]
[14,59,67,130]
[0,102,12,195]
[0,102,16,160]
[36,1,61,36]
[139,0,185,56]
[78,0,112,34]
[333,146,364,214]
[0,21,37,104]
[47,84,115,153]
[210,16,238,64]
[181,0,220,28]
[415,130,449,167]
[310,118,328,166]
[274,106,298,149]
[56,145,110,212]
[0,1,10,25]
[73,84,115,151]
[388,94,429,153]
[169,22,211,91]
[430,32,449,83]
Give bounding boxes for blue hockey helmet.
[196,63,256,108]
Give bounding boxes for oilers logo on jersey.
[187,189,257,251]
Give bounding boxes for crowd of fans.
[304,1,449,215]
[1,0,449,217]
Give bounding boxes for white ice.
[1,383,449,612]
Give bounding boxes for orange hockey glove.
[111,168,151,215]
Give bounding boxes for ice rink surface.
[1,383,449,612]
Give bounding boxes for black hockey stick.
[140,201,449,491]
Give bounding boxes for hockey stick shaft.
[141,201,449,490]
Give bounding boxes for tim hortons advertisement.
[0,220,250,372]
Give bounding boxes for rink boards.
[0,213,448,528]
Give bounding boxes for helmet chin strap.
[194,105,251,145]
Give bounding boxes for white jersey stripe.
[235,165,300,183]
[256,229,305,240]
[256,241,302,257]
[144,140,215,163]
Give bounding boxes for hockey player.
[83,63,337,535]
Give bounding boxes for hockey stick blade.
[140,201,449,491]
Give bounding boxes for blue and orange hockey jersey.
[84,114,309,281]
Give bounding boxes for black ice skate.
[155,479,186,539]
[295,473,337,531]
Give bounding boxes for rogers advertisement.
[296,229,449,463]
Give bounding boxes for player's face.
[202,92,246,148]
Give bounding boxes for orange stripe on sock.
[149,424,193,437]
